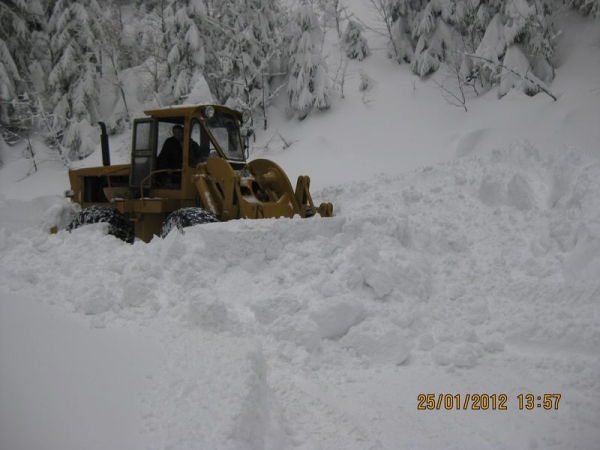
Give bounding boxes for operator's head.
[172,125,183,142]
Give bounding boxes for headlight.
[204,106,215,119]
[242,110,251,123]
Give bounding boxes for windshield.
[205,111,244,161]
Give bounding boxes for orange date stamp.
[417,393,561,410]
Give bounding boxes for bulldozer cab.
[130,118,157,189]
[130,116,187,190]
[130,106,247,191]
[202,110,246,161]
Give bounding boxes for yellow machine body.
[67,105,333,242]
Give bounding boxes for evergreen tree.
[570,0,600,17]
[166,0,207,103]
[379,0,558,96]
[97,2,134,132]
[386,0,420,63]
[136,0,208,104]
[201,0,284,130]
[46,0,104,159]
[0,38,21,133]
[214,0,275,101]
[136,0,177,100]
[445,0,493,83]
[0,0,42,137]
[407,0,493,77]
[286,3,331,120]
[340,20,371,61]
[318,0,345,38]
[452,0,492,53]
[409,0,454,76]
[472,0,556,97]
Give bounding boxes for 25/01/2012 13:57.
[416,394,561,410]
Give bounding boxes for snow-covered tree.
[0,39,21,132]
[408,0,495,77]
[385,0,421,63]
[452,0,492,50]
[136,0,287,126]
[570,0,600,17]
[46,0,105,159]
[359,69,375,91]
[209,0,284,109]
[218,0,286,129]
[0,0,43,135]
[318,0,345,37]
[287,3,331,120]
[375,0,558,96]
[409,1,454,76]
[136,0,176,100]
[340,20,371,60]
[166,0,208,103]
[136,0,208,105]
[471,0,557,97]
[97,3,135,132]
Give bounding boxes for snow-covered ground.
[1,8,600,450]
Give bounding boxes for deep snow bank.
[1,142,599,449]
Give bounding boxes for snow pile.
[1,142,600,449]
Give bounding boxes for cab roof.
[143,104,239,119]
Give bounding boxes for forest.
[1,0,599,162]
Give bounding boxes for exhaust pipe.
[98,121,110,166]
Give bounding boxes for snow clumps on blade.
[41,197,80,231]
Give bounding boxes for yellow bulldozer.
[65,104,333,243]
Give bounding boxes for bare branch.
[467,53,558,101]
[254,129,296,152]
[431,77,468,112]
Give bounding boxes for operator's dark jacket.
[157,137,182,170]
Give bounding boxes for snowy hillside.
[2,141,600,450]
[1,4,600,450]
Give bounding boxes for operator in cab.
[157,124,183,170]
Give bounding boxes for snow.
[0,293,158,450]
[1,7,600,450]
